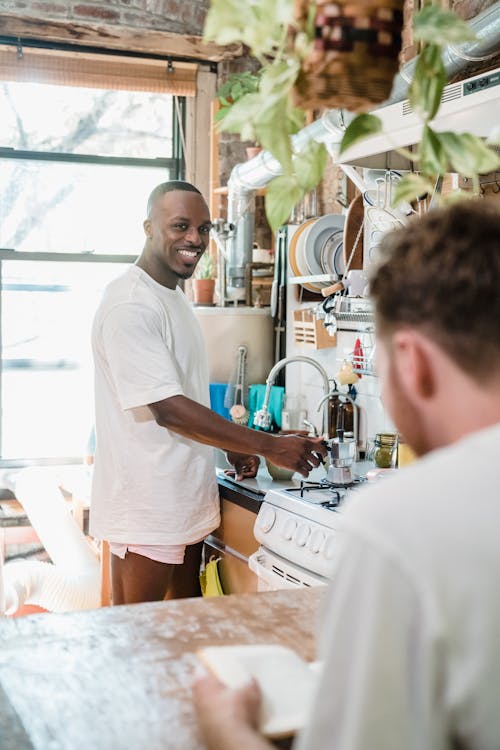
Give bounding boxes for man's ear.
[392,329,437,403]
[143,218,152,239]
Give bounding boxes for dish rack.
[293,309,336,349]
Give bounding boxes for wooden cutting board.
[343,193,364,271]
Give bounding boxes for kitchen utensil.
[319,229,344,277]
[288,219,318,293]
[352,338,364,379]
[327,433,357,484]
[288,219,316,277]
[373,432,398,468]
[294,219,322,292]
[228,346,249,425]
[302,214,345,287]
[364,172,412,234]
[343,193,364,271]
[321,281,345,298]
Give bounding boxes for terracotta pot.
[193,278,215,306]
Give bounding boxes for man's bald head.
[146,181,202,218]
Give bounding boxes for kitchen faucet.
[253,355,331,435]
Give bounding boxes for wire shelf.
[346,340,377,377]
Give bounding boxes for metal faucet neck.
[253,356,331,433]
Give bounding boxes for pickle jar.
[373,433,398,468]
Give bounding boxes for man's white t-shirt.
[90,265,220,545]
[296,422,500,750]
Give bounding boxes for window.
[0,48,188,465]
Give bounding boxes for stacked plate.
[289,214,345,292]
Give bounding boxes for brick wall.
[0,0,209,36]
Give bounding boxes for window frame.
[0,63,186,466]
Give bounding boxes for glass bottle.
[327,393,340,439]
[373,433,398,468]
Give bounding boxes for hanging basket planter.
[292,0,404,112]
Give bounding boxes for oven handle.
[248,550,298,590]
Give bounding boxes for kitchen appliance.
[328,433,356,484]
[249,477,364,590]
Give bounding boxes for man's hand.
[225,451,260,481]
[193,673,271,750]
[266,435,328,478]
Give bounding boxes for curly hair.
[369,198,500,380]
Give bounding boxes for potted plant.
[192,252,216,306]
[204,1,500,229]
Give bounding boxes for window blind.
[0,44,198,95]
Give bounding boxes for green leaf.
[254,97,294,172]
[414,6,477,46]
[294,141,328,192]
[339,114,382,154]
[204,0,293,57]
[409,44,446,121]
[265,175,303,231]
[439,132,500,177]
[392,174,434,205]
[419,125,449,176]
[203,0,248,44]
[259,59,300,104]
[215,92,261,139]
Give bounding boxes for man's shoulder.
[98,267,161,314]
[343,424,500,539]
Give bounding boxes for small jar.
[373,433,398,468]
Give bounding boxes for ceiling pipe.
[223,0,500,297]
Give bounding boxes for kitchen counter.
[0,587,326,750]
[216,463,332,513]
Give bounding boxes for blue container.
[209,383,231,420]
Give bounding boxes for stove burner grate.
[284,477,366,509]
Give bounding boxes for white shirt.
[296,422,500,750]
[90,265,220,545]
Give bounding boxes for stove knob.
[294,523,310,547]
[257,507,276,533]
[283,518,297,540]
[309,529,326,554]
[323,536,336,560]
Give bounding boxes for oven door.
[249,547,329,591]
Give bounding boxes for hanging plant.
[204,0,500,230]
[215,71,261,124]
[340,5,500,204]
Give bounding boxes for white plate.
[320,229,344,276]
[295,220,319,288]
[303,214,345,277]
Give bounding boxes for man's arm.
[193,674,273,750]
[148,395,327,477]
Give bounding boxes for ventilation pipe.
[223,0,500,289]
[1,467,100,616]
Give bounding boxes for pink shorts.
[109,537,205,565]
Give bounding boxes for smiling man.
[90,181,326,605]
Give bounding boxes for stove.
[249,479,364,588]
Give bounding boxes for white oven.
[249,548,329,591]
[249,482,355,591]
